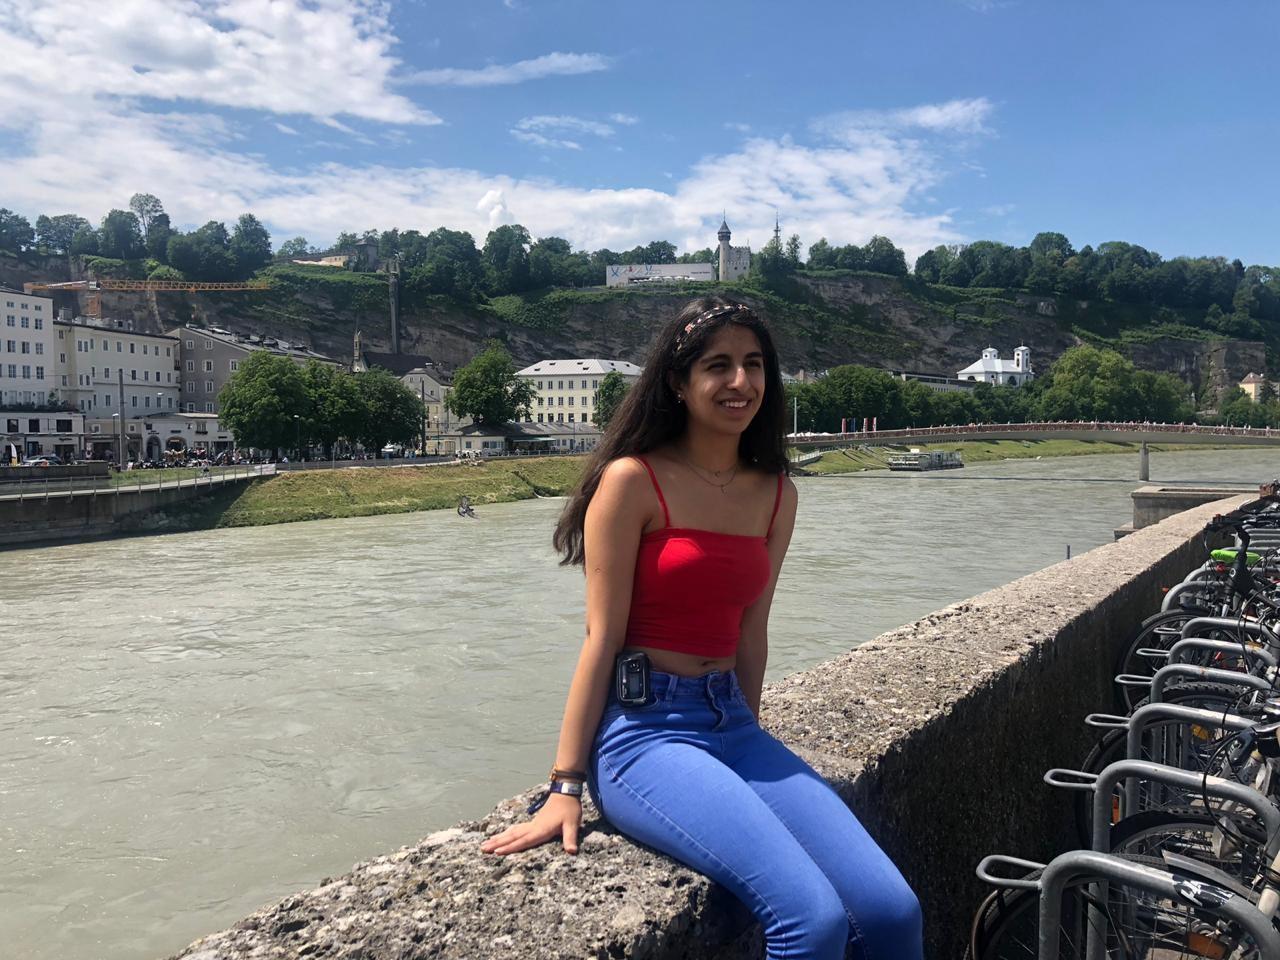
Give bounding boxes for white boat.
[886,448,964,471]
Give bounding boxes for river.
[1,447,1275,960]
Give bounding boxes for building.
[0,288,57,407]
[84,412,235,462]
[168,325,337,413]
[1240,372,1268,402]
[1,409,84,461]
[55,317,181,416]
[454,420,600,456]
[515,358,643,425]
[956,346,1034,386]
[603,217,750,286]
[887,370,975,393]
[717,217,751,282]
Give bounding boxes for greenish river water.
[1,447,1275,960]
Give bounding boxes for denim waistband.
[644,668,743,704]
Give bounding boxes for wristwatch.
[526,777,584,814]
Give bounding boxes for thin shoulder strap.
[636,456,671,528]
[766,472,784,537]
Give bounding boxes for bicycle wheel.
[1114,610,1239,712]
[1073,683,1246,847]
[1110,808,1270,886]
[969,853,1270,959]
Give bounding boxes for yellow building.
[1240,372,1267,402]
[516,358,643,425]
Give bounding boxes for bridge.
[790,420,1280,449]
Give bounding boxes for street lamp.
[292,414,301,462]
[111,412,123,470]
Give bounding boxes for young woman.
[481,298,922,960]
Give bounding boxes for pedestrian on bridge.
[481,297,922,960]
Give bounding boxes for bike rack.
[1039,848,1280,960]
[1122,703,1256,811]
[1148,663,1272,703]
[1166,637,1278,670]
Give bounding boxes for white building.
[84,411,235,462]
[717,217,751,282]
[957,346,1034,386]
[1,409,84,462]
[516,358,643,426]
[56,317,181,416]
[0,288,57,406]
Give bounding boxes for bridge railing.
[0,464,271,501]
[788,420,1280,445]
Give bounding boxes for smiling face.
[675,324,767,436]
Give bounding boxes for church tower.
[717,215,732,282]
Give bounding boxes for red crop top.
[625,456,784,659]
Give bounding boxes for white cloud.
[815,97,995,139]
[982,203,1016,217]
[610,113,640,126]
[0,0,437,126]
[1,105,971,263]
[400,51,610,87]
[275,123,300,136]
[724,122,752,133]
[510,114,620,150]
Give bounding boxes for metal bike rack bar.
[1089,759,1280,858]
[1149,663,1272,703]
[1123,703,1255,810]
[1039,849,1280,960]
[1181,615,1280,645]
[1166,637,1278,670]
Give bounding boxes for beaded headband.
[673,304,753,351]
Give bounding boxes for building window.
[20,317,29,328]
[165,347,171,357]
[229,360,239,372]
[582,412,590,423]
[129,342,135,353]
[59,353,65,363]
[204,402,214,412]
[205,380,213,393]
[4,317,11,327]
[185,340,193,350]
[131,396,138,407]
[20,342,29,354]
[186,381,194,391]
[185,360,194,371]
[144,370,150,382]
[557,412,564,423]
[557,380,564,390]
[536,396,543,406]
[131,370,137,381]
[104,367,110,378]
[203,360,212,372]
[4,340,12,352]
[581,379,587,388]
[116,341,122,352]
[34,318,42,330]
[186,402,195,412]
[141,344,148,356]
[34,343,42,355]
[557,396,564,406]
[568,413,575,422]
[537,413,544,423]
[145,396,151,408]
[568,396,574,406]
[21,364,30,378]
[105,394,111,406]
[205,340,213,350]
[35,366,43,380]
[593,379,599,388]
[582,395,589,407]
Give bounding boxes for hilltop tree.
[0,209,35,254]
[482,224,532,294]
[128,194,165,234]
[406,227,483,299]
[35,214,90,255]
[69,223,99,256]
[594,372,630,430]
[446,340,536,425]
[277,237,317,258]
[145,213,173,263]
[230,213,273,278]
[98,209,145,259]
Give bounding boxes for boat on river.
[887,448,964,471]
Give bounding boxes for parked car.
[21,454,62,467]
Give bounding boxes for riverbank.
[176,457,584,528]
[157,440,1237,530]
[803,438,1234,474]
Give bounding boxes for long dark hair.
[552,296,788,566]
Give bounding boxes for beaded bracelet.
[550,767,587,782]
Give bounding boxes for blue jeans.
[588,669,923,960]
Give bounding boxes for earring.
[676,393,684,404]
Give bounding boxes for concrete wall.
[0,476,252,548]
[168,495,1250,960]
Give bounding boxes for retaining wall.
[169,494,1251,960]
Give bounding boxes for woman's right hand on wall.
[480,794,582,856]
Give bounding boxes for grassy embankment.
[185,457,587,528]
[803,438,1235,474]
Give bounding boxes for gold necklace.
[675,451,738,493]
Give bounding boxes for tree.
[594,372,630,430]
[863,236,908,276]
[806,238,834,270]
[169,221,235,280]
[217,352,310,457]
[230,213,273,278]
[0,209,35,253]
[1028,232,1074,262]
[35,214,90,254]
[128,194,165,234]
[145,213,173,263]
[302,361,362,457]
[446,341,536,425]
[352,367,423,452]
[98,209,145,259]
[405,227,483,299]
[784,234,802,268]
[482,224,532,295]
[331,231,359,254]
[277,237,316,258]
[69,224,99,256]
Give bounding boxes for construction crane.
[23,279,270,319]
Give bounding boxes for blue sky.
[2,0,1277,265]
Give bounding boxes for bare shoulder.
[598,455,652,494]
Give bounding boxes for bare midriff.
[623,645,736,678]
